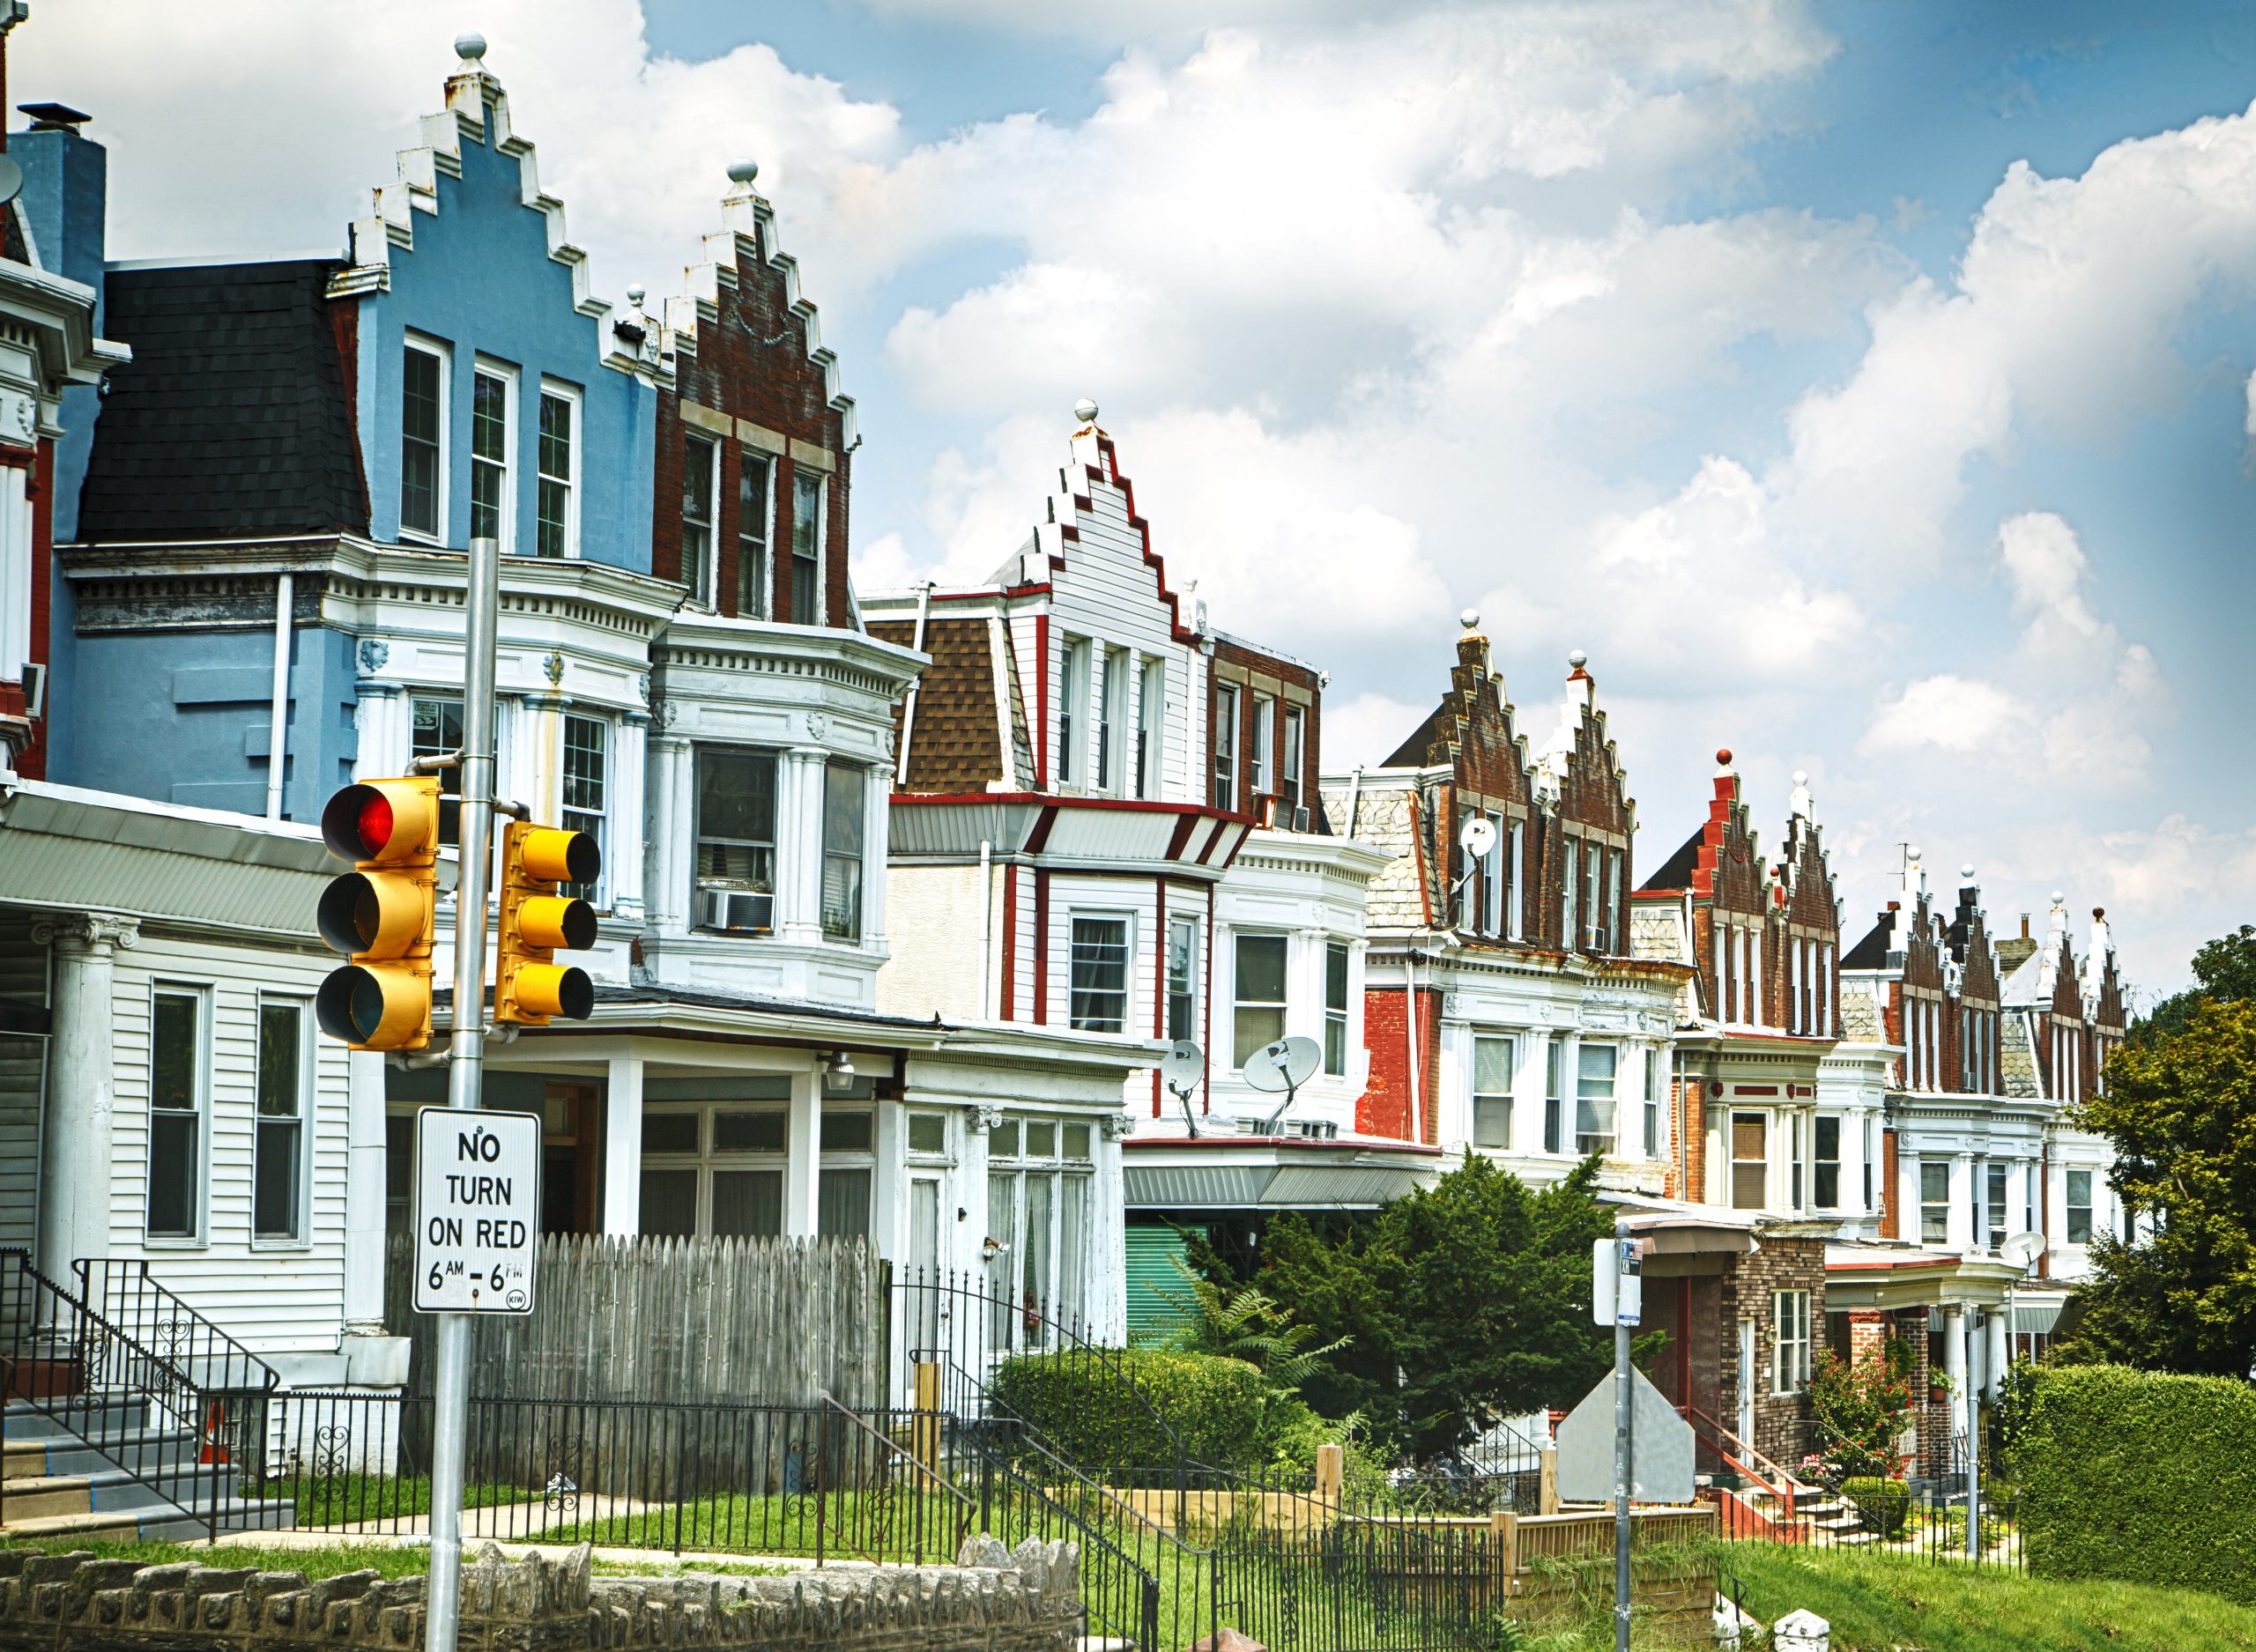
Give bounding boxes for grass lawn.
[0,1537,432,1581]
[1728,1545,2256,1651]
[250,1472,538,1529]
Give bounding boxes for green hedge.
[1841,1476,1909,1538]
[2020,1364,2256,1601]
[989,1348,1299,1475]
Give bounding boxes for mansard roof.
[76,260,367,541]
[867,611,1032,793]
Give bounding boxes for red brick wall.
[1714,1236,1828,1470]
[1360,983,1441,1142]
[1207,635,1322,822]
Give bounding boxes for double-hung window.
[738,450,773,618]
[1544,1041,1564,1153]
[1918,1161,1950,1244]
[400,340,447,541]
[1232,934,1288,1067]
[821,760,866,943]
[1097,648,1126,792]
[681,434,718,604]
[1731,1112,1766,1208]
[1480,811,1506,936]
[470,363,514,551]
[1282,706,1305,811]
[1213,685,1238,810]
[1813,1115,1841,1209]
[1069,917,1130,1033]
[2066,1169,2093,1245]
[1250,695,1273,798]
[1167,917,1199,1043]
[1562,837,1580,948]
[536,383,577,557]
[561,714,607,907]
[412,696,464,846]
[1506,821,1524,940]
[1138,660,1164,797]
[790,467,823,623]
[1643,1048,1662,1158]
[1986,1163,2007,1252]
[1473,1035,1513,1149]
[1323,941,1350,1076]
[146,987,205,1240]
[254,999,308,1241]
[1575,1042,1616,1156]
[694,750,778,933]
[1058,638,1090,787]
[1772,1291,1812,1394]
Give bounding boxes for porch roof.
[1123,1134,1441,1211]
[1822,1241,2024,1309]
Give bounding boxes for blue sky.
[36,0,2256,995]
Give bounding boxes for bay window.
[560,713,606,906]
[1731,1112,1766,1208]
[1167,917,1198,1043]
[1814,1115,1841,1209]
[694,749,777,933]
[1919,1161,1950,1243]
[1575,1042,1616,1156]
[821,760,866,943]
[1232,933,1288,1067]
[1070,916,1130,1033]
[1544,1040,1564,1153]
[2066,1169,2093,1244]
[1473,1035,1513,1149]
[1324,941,1350,1076]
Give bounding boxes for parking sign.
[412,1107,541,1315]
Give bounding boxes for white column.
[1348,940,1370,1090]
[1943,1305,1969,1448]
[1900,1149,1923,1245]
[1985,1304,2009,1398]
[1841,1108,1867,1222]
[603,1052,643,1236]
[645,729,693,933]
[33,915,137,1271]
[861,758,888,954]
[343,1048,390,1333]
[611,711,649,921]
[784,1064,821,1235]
[779,748,827,945]
[352,678,409,780]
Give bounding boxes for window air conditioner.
[1255,794,1280,827]
[1292,805,1311,833]
[698,887,773,933]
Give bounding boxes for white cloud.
[1862,674,2029,757]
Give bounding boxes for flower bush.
[1807,1336,1917,1482]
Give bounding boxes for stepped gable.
[78,260,367,541]
[1948,870,2001,1008]
[2085,908,2126,1033]
[1776,772,1843,1031]
[1017,417,1200,646]
[1530,651,1635,951]
[327,38,660,386]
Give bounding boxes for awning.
[2014,1295,2066,1336]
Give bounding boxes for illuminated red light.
[357,793,394,856]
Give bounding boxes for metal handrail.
[813,1389,976,1565]
[71,1257,278,1396]
[1680,1402,1804,1506]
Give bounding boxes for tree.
[1222,1154,1629,1460]
[2064,996,2256,1375]
[1158,1264,1347,1389]
[2131,923,2256,1046]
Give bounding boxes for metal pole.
[1613,1216,1632,1652]
[1965,1308,1981,1561]
[426,536,501,1652]
[264,571,293,820]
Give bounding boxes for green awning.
[2014,1296,2065,1336]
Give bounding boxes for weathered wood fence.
[383,1233,888,1408]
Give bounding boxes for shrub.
[990,1347,1316,1476]
[2020,1364,2256,1602]
[1840,1476,1909,1538]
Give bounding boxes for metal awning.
[2014,1295,2066,1336]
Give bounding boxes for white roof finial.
[726,158,761,188]
[1459,608,1480,632]
[1073,397,1099,425]
[1790,769,1814,820]
[454,32,487,64]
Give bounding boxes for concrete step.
[0,1493,292,1543]
[4,1396,158,1441]
[7,1427,203,1481]
[4,1460,243,1520]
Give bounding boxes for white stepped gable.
[664,162,857,448]
[328,41,663,385]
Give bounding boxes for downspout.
[264,572,293,820]
[896,579,933,786]
[978,838,993,1021]
[1405,943,1422,1146]
[1343,765,1364,839]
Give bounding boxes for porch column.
[779,748,828,947]
[611,710,649,922]
[603,1053,644,1236]
[784,1064,821,1235]
[33,915,137,1273]
[1986,1306,2009,1397]
[645,726,694,933]
[343,1048,389,1333]
[1942,1305,1968,1449]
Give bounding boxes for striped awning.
[2014,1296,2066,1335]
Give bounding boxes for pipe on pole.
[1613,1215,1633,1652]
[263,572,293,820]
[425,536,501,1652]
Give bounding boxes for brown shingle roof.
[872,615,1016,793]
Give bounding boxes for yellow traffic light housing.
[315,777,440,1051]
[495,821,600,1026]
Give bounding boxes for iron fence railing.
[71,1258,280,1402]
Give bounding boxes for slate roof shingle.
[77,260,368,542]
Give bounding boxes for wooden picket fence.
[384,1233,887,1408]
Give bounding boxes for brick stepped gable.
[2,1396,291,1545]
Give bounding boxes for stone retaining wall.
[0,1537,1080,1652]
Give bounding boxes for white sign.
[1592,1236,1644,1327]
[412,1107,541,1315]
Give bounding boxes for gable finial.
[454,32,487,65]
[1791,768,1813,821]
[1074,397,1100,427]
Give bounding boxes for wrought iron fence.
[1717,1438,2026,1574]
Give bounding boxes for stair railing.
[1680,1402,1805,1510]
[70,1258,278,1401]
[2,1250,253,1542]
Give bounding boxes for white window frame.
[1212,684,1238,810]
[1642,1047,1662,1159]
[681,432,720,608]
[1098,646,1127,793]
[1480,811,1505,937]
[738,446,775,619]
[1918,1160,1950,1244]
[1250,694,1273,799]
[987,1115,1096,1341]
[637,1099,791,1240]
[1067,910,1134,1034]
[2065,1168,2093,1246]
[1323,939,1351,1078]
[560,710,609,908]
[1231,930,1289,1070]
[535,378,582,559]
[1472,1033,1514,1150]
[1575,1041,1617,1157]
[252,994,314,1248]
[398,334,450,545]
[1058,636,1091,789]
[1166,915,1199,1044]
[1137,658,1164,799]
[1282,705,1304,804]
[1506,820,1524,941]
[1813,1114,1841,1210]
[790,464,826,626]
[469,356,518,555]
[145,981,212,1247]
[1771,1289,1811,1395]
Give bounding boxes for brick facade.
[1361,983,1442,1142]
[1711,1233,1827,1469]
[1207,633,1324,824]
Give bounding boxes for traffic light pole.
[426,535,501,1652]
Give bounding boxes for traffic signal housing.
[495,821,600,1026]
[315,777,440,1051]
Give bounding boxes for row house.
[865,411,1395,1298]
[10,40,1140,1380]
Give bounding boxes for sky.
[30,0,2256,999]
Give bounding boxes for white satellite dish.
[2000,1230,2046,1269]
[1458,814,1497,860]
[1160,1040,1203,1137]
[0,159,21,211]
[1243,1034,1323,1129]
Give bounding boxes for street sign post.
[412,1106,540,1315]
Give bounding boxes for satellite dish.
[0,158,21,211]
[2000,1230,2046,1269]
[1243,1036,1322,1094]
[1458,815,1497,860]
[1160,1040,1203,1137]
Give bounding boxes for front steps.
[3,1397,293,1544]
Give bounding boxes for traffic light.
[494,820,600,1025]
[315,777,441,1051]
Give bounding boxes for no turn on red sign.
[412,1106,541,1315]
